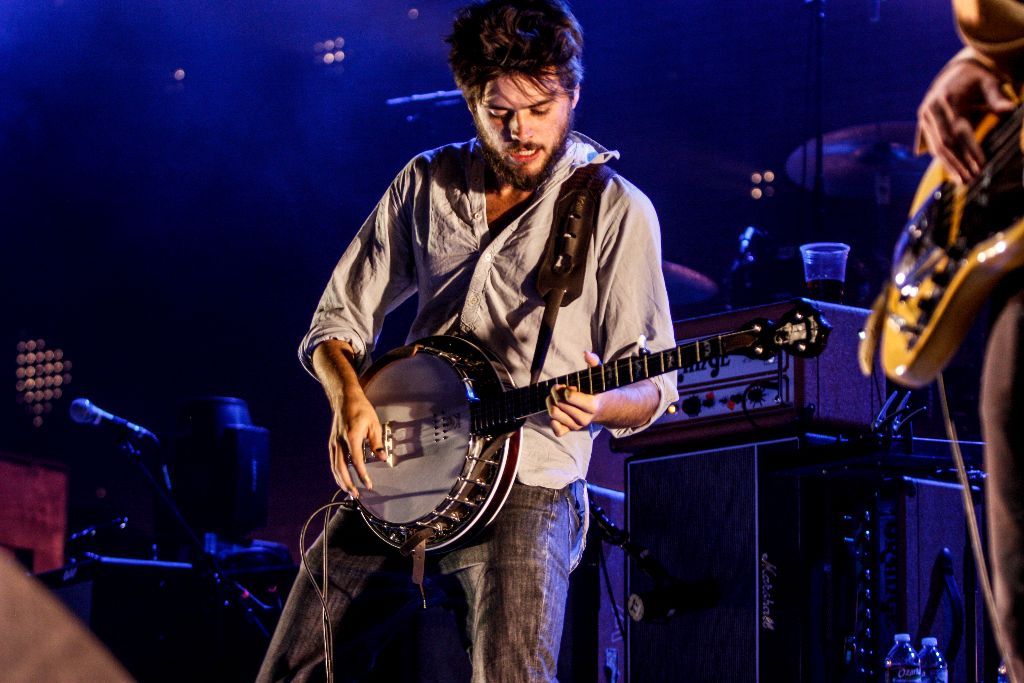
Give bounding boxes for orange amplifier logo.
[668,342,792,422]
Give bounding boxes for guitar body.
[355,336,522,552]
[868,110,1024,388]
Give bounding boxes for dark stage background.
[1,0,963,558]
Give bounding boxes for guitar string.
[981,104,1024,162]
[980,109,1021,158]
[937,106,1023,216]
[932,106,1024,250]
[964,105,1024,206]
[497,330,752,423]
[941,108,1021,221]
[938,105,1022,218]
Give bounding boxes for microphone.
[70,398,159,444]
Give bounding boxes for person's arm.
[300,159,420,491]
[546,174,677,438]
[916,0,1024,183]
[917,49,1016,183]
[311,339,386,497]
[298,158,420,378]
[546,351,660,437]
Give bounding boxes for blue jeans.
[257,480,588,683]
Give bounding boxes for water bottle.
[884,633,921,682]
[998,660,1009,683]
[917,637,947,683]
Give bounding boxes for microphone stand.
[589,491,718,622]
[805,0,827,238]
[112,434,270,640]
[589,492,675,585]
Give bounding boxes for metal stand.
[806,0,827,237]
[112,435,270,640]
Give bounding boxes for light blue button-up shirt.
[300,132,678,488]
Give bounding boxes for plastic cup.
[799,242,850,303]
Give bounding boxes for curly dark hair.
[446,0,584,104]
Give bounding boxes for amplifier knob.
[681,396,702,417]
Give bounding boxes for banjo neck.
[470,328,764,433]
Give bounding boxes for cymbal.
[662,260,718,305]
[785,122,930,198]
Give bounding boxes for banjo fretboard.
[470,329,761,432]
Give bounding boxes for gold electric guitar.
[859,101,1024,388]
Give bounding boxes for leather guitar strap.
[530,162,615,384]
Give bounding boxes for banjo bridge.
[362,420,397,467]
[383,421,394,466]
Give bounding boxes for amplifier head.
[615,300,884,451]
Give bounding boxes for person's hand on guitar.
[547,350,604,437]
[918,56,1016,184]
[312,339,386,498]
[546,350,660,437]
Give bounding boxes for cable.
[297,490,350,683]
[937,373,1017,683]
[597,540,627,644]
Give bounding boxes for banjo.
[350,301,830,553]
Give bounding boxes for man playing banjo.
[258,1,677,679]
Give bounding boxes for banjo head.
[357,351,474,524]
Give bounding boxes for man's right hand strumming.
[312,339,386,498]
[917,56,1016,184]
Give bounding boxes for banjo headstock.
[728,300,831,360]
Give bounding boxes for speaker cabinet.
[625,437,988,682]
[626,437,803,682]
[173,397,269,537]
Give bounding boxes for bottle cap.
[894,633,911,642]
[922,637,938,647]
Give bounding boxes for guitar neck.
[472,328,762,431]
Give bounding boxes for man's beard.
[475,111,574,192]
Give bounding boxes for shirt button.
[483,253,493,262]
[467,294,478,306]
[473,212,482,221]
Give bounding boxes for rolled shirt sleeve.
[298,159,420,377]
[593,175,679,438]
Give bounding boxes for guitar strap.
[530,161,616,384]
